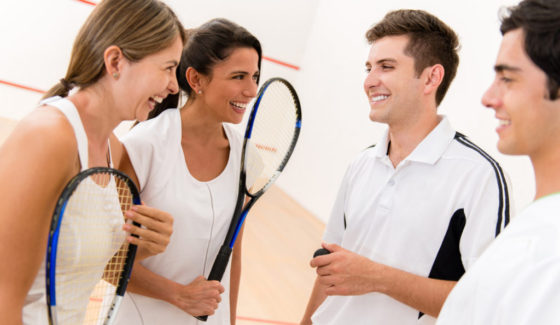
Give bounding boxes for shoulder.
[132,109,180,136]
[119,109,181,188]
[223,123,244,147]
[122,109,180,149]
[347,146,377,171]
[447,133,503,171]
[0,107,78,184]
[7,107,77,162]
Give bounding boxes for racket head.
[45,167,140,325]
[241,77,302,197]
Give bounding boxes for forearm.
[301,277,328,325]
[229,253,241,324]
[230,226,244,325]
[315,244,456,318]
[126,263,180,306]
[0,297,23,325]
[375,265,456,317]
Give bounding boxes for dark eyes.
[233,74,260,82]
[500,76,513,83]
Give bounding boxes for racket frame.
[45,167,141,325]
[196,77,301,321]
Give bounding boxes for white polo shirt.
[437,193,560,325]
[312,116,510,325]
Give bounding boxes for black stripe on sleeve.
[454,133,510,235]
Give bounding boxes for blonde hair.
[43,0,185,99]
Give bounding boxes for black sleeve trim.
[453,133,510,235]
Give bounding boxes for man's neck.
[387,114,441,168]
[532,149,560,200]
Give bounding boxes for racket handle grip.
[313,248,331,258]
[194,246,233,322]
[208,246,233,281]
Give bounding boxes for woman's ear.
[185,66,206,94]
[104,45,125,79]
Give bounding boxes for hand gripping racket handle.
[194,245,233,322]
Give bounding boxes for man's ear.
[423,64,444,96]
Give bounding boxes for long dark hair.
[149,18,262,119]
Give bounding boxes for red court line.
[73,0,300,71]
[0,80,45,94]
[237,316,297,325]
[262,56,300,71]
[74,0,97,5]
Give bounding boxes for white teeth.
[152,96,163,103]
[231,102,247,109]
[371,95,389,102]
[499,119,511,126]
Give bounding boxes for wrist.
[164,280,185,307]
[366,260,389,294]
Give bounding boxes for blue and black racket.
[46,167,141,325]
[196,77,302,321]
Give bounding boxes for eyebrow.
[494,64,521,73]
[166,60,179,66]
[365,58,397,66]
[377,58,397,64]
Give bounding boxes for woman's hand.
[172,276,225,316]
[123,203,173,261]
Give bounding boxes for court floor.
[238,185,324,324]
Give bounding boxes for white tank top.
[23,97,124,325]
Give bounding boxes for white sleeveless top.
[23,97,124,325]
[114,109,246,325]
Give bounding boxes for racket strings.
[52,172,133,324]
[246,81,299,194]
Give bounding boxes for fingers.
[310,250,334,268]
[126,204,174,235]
[195,277,225,296]
[207,280,225,294]
[123,204,174,259]
[123,217,169,244]
[181,277,225,316]
[322,242,342,252]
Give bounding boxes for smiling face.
[481,28,560,158]
[363,35,426,126]
[117,35,183,121]
[199,47,260,124]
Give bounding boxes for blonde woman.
[0,0,185,323]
